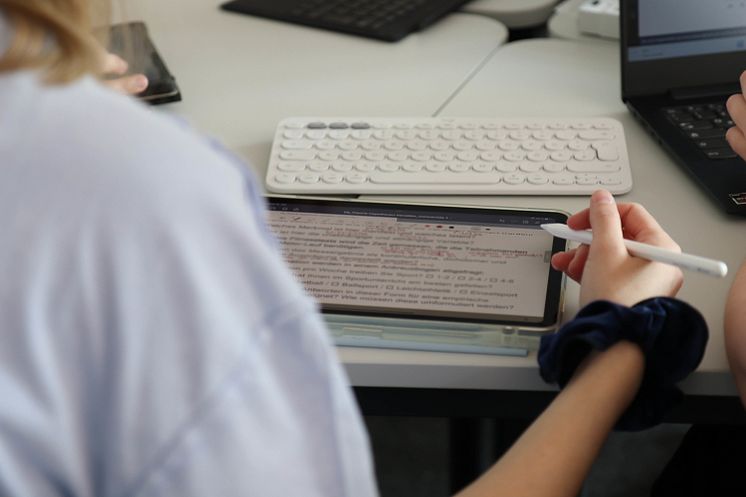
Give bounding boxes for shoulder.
[25,76,246,201]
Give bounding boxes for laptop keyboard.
[664,103,737,160]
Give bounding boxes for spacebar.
[370,172,501,184]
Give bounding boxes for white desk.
[462,0,559,29]
[121,0,507,179]
[125,1,741,408]
[355,39,746,398]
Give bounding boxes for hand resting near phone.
[99,50,149,96]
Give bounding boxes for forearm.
[456,341,644,497]
[725,258,746,405]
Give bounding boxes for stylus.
[541,223,728,279]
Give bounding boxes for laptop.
[621,0,746,215]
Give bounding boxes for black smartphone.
[107,21,181,105]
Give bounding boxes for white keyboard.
[265,117,632,195]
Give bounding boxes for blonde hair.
[0,0,108,83]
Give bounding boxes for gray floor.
[366,417,689,497]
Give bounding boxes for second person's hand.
[99,51,148,96]
[551,190,684,308]
[726,70,746,160]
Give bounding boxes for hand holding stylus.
[549,190,685,308]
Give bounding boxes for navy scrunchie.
[538,298,708,431]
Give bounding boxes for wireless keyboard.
[221,0,471,42]
[265,117,633,195]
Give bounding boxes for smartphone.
[107,21,181,105]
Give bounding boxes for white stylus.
[541,223,728,279]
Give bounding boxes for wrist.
[539,298,708,431]
[570,341,645,407]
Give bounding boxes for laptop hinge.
[670,83,740,101]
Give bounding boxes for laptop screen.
[628,1,746,62]
[622,0,746,97]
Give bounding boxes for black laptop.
[621,0,746,215]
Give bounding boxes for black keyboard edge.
[220,0,464,42]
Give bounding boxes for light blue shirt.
[0,46,378,496]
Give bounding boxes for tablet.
[265,197,568,343]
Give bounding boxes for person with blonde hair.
[0,1,708,496]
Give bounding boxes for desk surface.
[462,0,559,29]
[123,0,507,175]
[359,39,746,397]
[129,3,741,399]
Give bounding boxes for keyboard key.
[346,173,368,184]
[278,162,306,172]
[695,138,729,149]
[527,174,549,185]
[456,151,478,161]
[283,130,305,139]
[448,163,470,172]
[322,172,345,183]
[274,173,296,184]
[527,151,549,162]
[519,162,542,173]
[402,163,424,172]
[318,151,339,161]
[365,151,386,161]
[706,148,738,160]
[473,162,495,173]
[497,162,518,173]
[593,142,620,161]
[573,150,596,161]
[543,162,565,173]
[281,140,313,150]
[567,162,621,173]
[568,140,590,151]
[309,161,330,172]
[341,151,363,161]
[504,174,526,184]
[687,129,726,140]
[280,150,316,161]
[298,172,320,183]
[579,130,615,140]
[332,162,353,172]
[370,172,500,184]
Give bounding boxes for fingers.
[587,189,625,258]
[103,74,149,95]
[724,72,746,160]
[101,52,129,76]
[567,198,678,251]
[726,126,746,160]
[617,203,679,251]
[551,245,589,283]
[567,245,589,282]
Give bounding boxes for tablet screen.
[265,197,567,327]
